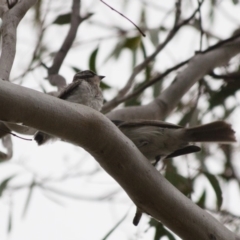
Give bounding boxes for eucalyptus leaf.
[53,13,71,25]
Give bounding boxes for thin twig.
[174,0,182,27]
[46,0,93,89]
[102,59,189,113]
[102,2,202,113]
[0,0,38,80]
[100,0,146,37]
[202,30,240,53]
[0,127,32,141]
[40,185,121,201]
[197,0,204,51]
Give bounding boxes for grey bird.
[35,70,104,145]
[112,120,236,165]
[112,119,236,226]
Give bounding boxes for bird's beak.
[99,75,105,80]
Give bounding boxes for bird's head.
[73,70,105,84]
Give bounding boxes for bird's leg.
[133,154,162,226]
[133,207,143,226]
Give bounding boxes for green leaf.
[140,41,152,81]
[101,211,129,240]
[124,36,141,51]
[165,162,193,196]
[153,80,162,98]
[178,107,199,127]
[0,175,16,197]
[223,106,236,119]
[22,181,35,218]
[8,208,12,233]
[100,81,111,90]
[140,7,146,25]
[149,28,159,47]
[124,97,141,107]
[209,82,240,110]
[220,145,234,181]
[149,219,176,240]
[232,0,239,4]
[89,47,99,73]
[203,172,222,209]
[104,40,125,62]
[196,190,206,208]
[71,66,82,73]
[53,13,71,25]
[104,36,141,63]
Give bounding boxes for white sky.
[0,0,240,240]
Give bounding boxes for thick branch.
[101,59,188,114]
[48,0,81,76]
[0,80,238,240]
[47,0,92,89]
[0,0,38,80]
[107,36,240,120]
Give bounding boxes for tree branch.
[106,36,240,120]
[0,80,239,240]
[101,59,188,114]
[102,2,202,113]
[0,0,38,80]
[47,0,92,89]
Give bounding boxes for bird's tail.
[185,121,236,143]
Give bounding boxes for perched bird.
[112,120,236,165]
[35,70,104,145]
[112,119,236,226]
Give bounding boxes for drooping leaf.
[149,28,160,47]
[0,151,8,162]
[53,13,71,25]
[100,81,111,90]
[33,0,43,25]
[223,105,236,119]
[153,80,162,98]
[140,41,152,81]
[105,36,141,63]
[140,6,146,26]
[22,181,35,218]
[124,96,141,107]
[89,47,99,73]
[42,191,65,207]
[104,40,125,62]
[124,36,141,51]
[0,175,16,197]
[196,189,206,208]
[220,145,234,181]
[208,81,240,110]
[164,161,193,196]
[2,135,13,160]
[203,172,222,209]
[178,107,199,127]
[101,211,129,240]
[149,219,176,240]
[232,0,239,4]
[7,207,12,233]
[71,66,81,73]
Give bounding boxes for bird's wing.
[58,79,83,100]
[165,145,201,159]
[111,120,183,129]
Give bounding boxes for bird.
[34,70,104,145]
[112,119,236,226]
[112,120,236,165]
